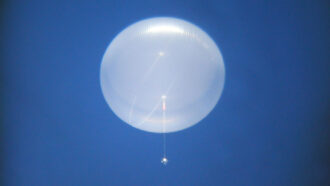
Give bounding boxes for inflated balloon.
[100,17,225,133]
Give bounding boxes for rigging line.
[161,79,175,160]
[128,96,136,123]
[162,96,167,158]
[136,79,176,127]
[135,99,162,127]
[162,105,166,158]
[163,131,166,158]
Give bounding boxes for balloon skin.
[100,17,225,133]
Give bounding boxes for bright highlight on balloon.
[100,17,225,133]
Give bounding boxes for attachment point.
[161,157,168,165]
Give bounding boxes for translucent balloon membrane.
[100,17,225,133]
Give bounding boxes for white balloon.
[100,17,225,133]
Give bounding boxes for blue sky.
[2,0,329,185]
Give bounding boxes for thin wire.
[163,134,166,158]
[162,108,166,158]
[162,106,166,157]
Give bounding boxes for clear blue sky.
[2,0,329,185]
